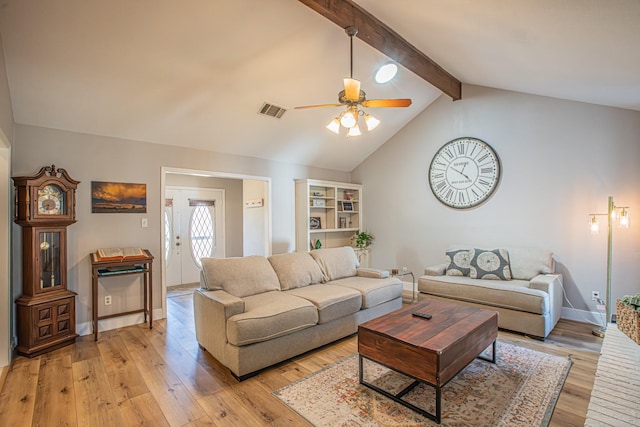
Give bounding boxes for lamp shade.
[590,216,600,234]
[365,113,380,131]
[326,118,340,134]
[340,110,357,128]
[347,124,361,137]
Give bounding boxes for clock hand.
[450,167,471,180]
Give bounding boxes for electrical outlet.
[591,291,600,301]
[105,295,112,305]
[402,266,408,272]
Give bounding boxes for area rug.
[273,342,571,426]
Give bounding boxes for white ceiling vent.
[259,102,286,119]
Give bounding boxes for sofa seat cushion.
[285,284,362,324]
[201,256,280,298]
[268,252,324,290]
[226,291,318,346]
[329,276,403,309]
[418,275,549,315]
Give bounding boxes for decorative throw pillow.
[445,249,471,276]
[469,248,512,280]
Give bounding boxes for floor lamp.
[589,196,630,337]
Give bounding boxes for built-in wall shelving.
[295,179,363,251]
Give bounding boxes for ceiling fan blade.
[344,78,361,102]
[294,103,342,109]
[361,99,412,108]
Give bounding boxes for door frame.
[160,167,272,319]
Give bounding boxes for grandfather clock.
[13,165,80,357]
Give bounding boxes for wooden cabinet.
[295,179,363,251]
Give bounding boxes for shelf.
[296,179,363,252]
[310,228,358,233]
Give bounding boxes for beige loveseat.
[418,247,563,339]
[193,246,403,380]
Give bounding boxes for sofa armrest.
[529,274,563,325]
[424,263,448,276]
[193,289,245,360]
[357,267,390,279]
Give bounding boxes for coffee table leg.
[477,340,497,364]
[359,355,441,423]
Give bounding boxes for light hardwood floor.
[0,292,602,426]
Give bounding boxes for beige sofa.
[418,247,563,339]
[193,246,403,380]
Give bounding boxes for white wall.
[352,85,640,319]
[243,179,268,256]
[11,124,349,335]
[0,28,14,368]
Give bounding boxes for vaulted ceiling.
[1,0,638,172]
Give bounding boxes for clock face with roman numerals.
[429,137,501,209]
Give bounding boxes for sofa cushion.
[285,284,362,324]
[226,291,318,346]
[418,275,548,315]
[200,256,280,298]
[445,249,472,276]
[507,247,554,280]
[469,248,512,280]
[268,252,324,290]
[329,276,403,309]
[310,246,359,282]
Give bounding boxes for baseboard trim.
[561,307,603,326]
[77,308,165,336]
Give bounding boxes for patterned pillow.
[469,248,512,280]
[445,249,471,276]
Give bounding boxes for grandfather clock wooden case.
[13,165,80,357]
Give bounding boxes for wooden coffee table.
[358,298,498,423]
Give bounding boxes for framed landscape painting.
[91,181,147,213]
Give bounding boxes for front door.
[165,187,225,286]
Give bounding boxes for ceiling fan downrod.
[345,26,358,79]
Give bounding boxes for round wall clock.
[428,137,501,209]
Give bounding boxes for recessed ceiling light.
[375,62,398,83]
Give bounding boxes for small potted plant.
[352,230,374,250]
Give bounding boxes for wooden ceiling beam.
[298,0,462,100]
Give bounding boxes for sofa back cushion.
[268,252,324,290]
[310,246,359,282]
[506,247,554,280]
[445,249,472,276]
[200,256,280,298]
[469,248,512,280]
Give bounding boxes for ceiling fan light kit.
[296,26,412,138]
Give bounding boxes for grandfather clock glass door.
[38,229,63,291]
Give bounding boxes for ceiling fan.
[295,26,412,137]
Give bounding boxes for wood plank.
[118,392,170,427]
[96,330,149,403]
[32,353,77,426]
[136,321,225,399]
[197,389,267,426]
[297,0,462,100]
[118,326,207,426]
[0,357,41,427]
[72,356,123,426]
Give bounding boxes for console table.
[90,249,154,341]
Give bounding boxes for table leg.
[92,269,98,341]
[148,265,153,329]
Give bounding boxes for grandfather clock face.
[37,184,66,216]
